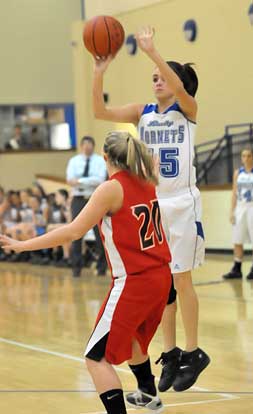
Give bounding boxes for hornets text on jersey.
[138,102,197,197]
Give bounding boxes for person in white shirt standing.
[66,136,107,277]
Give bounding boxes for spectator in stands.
[66,135,107,277]
[31,182,48,215]
[0,187,7,257]
[7,189,34,237]
[5,125,29,150]
[30,126,44,149]
[0,186,5,232]
[0,191,21,260]
[32,182,47,201]
[28,195,49,265]
[1,189,34,262]
[47,189,71,267]
[2,191,21,234]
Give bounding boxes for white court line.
[0,337,239,410]
[83,396,239,414]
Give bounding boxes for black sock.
[234,260,242,271]
[100,389,126,414]
[129,359,157,396]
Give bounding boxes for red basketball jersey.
[100,171,171,277]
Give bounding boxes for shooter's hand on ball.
[94,55,113,74]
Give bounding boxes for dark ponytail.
[166,61,198,97]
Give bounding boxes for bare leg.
[86,340,148,395]
[128,339,149,365]
[161,301,177,352]
[85,357,122,394]
[174,271,198,352]
[234,244,243,260]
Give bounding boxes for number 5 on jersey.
[132,200,164,250]
[160,148,179,178]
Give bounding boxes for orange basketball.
[83,15,125,59]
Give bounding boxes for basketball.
[83,15,125,59]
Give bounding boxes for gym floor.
[0,254,252,414]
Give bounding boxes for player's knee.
[85,355,97,371]
[85,355,105,370]
[173,273,192,292]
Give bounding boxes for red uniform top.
[100,170,171,277]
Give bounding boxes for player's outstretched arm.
[0,180,123,253]
[93,57,144,125]
[136,26,197,121]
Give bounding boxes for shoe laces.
[155,349,182,366]
[131,390,152,404]
[155,352,169,365]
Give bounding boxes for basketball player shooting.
[92,26,210,392]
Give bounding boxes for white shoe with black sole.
[126,389,163,412]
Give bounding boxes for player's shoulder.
[94,178,124,213]
[141,103,157,116]
[233,168,241,181]
[98,177,123,196]
[140,102,184,116]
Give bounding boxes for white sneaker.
[126,389,163,412]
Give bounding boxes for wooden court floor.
[0,254,253,414]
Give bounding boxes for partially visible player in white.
[223,148,253,280]
[92,26,210,392]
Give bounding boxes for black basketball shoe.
[173,347,210,392]
[155,347,182,392]
[223,263,242,280]
[246,266,253,280]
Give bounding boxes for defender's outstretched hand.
[0,235,24,253]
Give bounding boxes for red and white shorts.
[84,265,171,365]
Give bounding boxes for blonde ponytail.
[104,131,158,185]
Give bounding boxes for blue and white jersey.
[237,167,253,203]
[138,102,197,197]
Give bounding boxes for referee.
[66,136,107,277]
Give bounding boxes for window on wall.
[0,103,76,152]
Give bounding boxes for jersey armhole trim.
[107,178,125,217]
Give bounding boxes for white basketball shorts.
[158,187,205,274]
[233,202,253,244]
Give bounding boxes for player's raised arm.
[93,57,144,125]
[136,26,197,121]
[0,180,123,253]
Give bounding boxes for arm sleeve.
[66,158,75,181]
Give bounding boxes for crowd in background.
[0,182,98,270]
[4,125,47,150]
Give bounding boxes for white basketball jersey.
[237,167,253,203]
[138,102,197,197]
